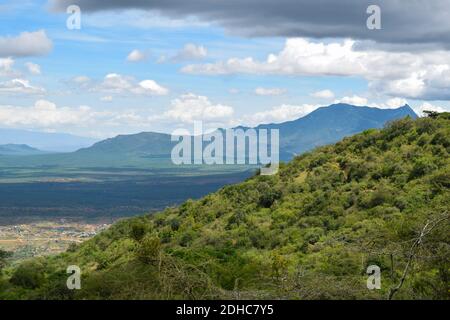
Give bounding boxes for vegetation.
[0,114,448,300]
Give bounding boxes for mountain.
[1,113,448,300]
[258,103,418,159]
[0,128,97,152]
[70,103,418,162]
[76,131,173,157]
[0,144,46,156]
[0,104,416,168]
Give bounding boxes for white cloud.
[96,73,169,96]
[384,97,408,109]
[137,80,169,96]
[126,49,147,62]
[0,100,152,136]
[25,62,41,75]
[0,100,93,128]
[182,38,450,100]
[335,96,410,109]
[72,75,91,84]
[336,95,368,106]
[100,96,113,102]
[171,43,207,62]
[311,89,334,100]
[0,30,52,57]
[0,57,18,77]
[413,102,448,117]
[0,78,45,95]
[254,87,287,96]
[162,93,234,124]
[229,88,240,94]
[68,75,92,90]
[243,104,320,126]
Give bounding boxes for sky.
[0,0,449,139]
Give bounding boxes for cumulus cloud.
[413,102,448,117]
[48,0,450,48]
[0,100,93,128]
[334,95,409,109]
[0,57,18,77]
[172,43,207,62]
[0,30,52,57]
[182,38,450,100]
[25,62,41,75]
[254,87,286,96]
[96,73,169,96]
[336,95,368,106]
[161,93,234,124]
[0,100,151,136]
[100,95,113,102]
[383,97,408,109]
[311,89,334,100]
[126,49,148,62]
[243,104,320,126]
[0,79,45,95]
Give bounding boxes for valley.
[0,104,419,266]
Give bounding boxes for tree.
[0,249,12,273]
[423,110,440,119]
[10,261,45,289]
[136,234,161,265]
[388,212,449,300]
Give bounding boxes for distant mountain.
[77,103,417,160]
[76,132,173,157]
[0,144,46,156]
[0,104,417,167]
[0,128,97,152]
[258,103,418,159]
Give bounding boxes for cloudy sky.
[0,0,449,138]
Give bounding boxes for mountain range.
[0,103,417,167]
[0,144,46,156]
[0,128,97,153]
[71,103,418,161]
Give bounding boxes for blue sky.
[0,0,448,138]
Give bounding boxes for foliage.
[1,114,449,300]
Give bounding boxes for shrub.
[136,234,161,264]
[10,261,46,289]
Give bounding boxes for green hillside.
[1,114,448,300]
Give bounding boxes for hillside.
[0,144,46,156]
[0,114,448,300]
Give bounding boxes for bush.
[130,221,148,242]
[136,234,161,264]
[10,261,46,289]
[258,186,282,208]
[0,250,12,273]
